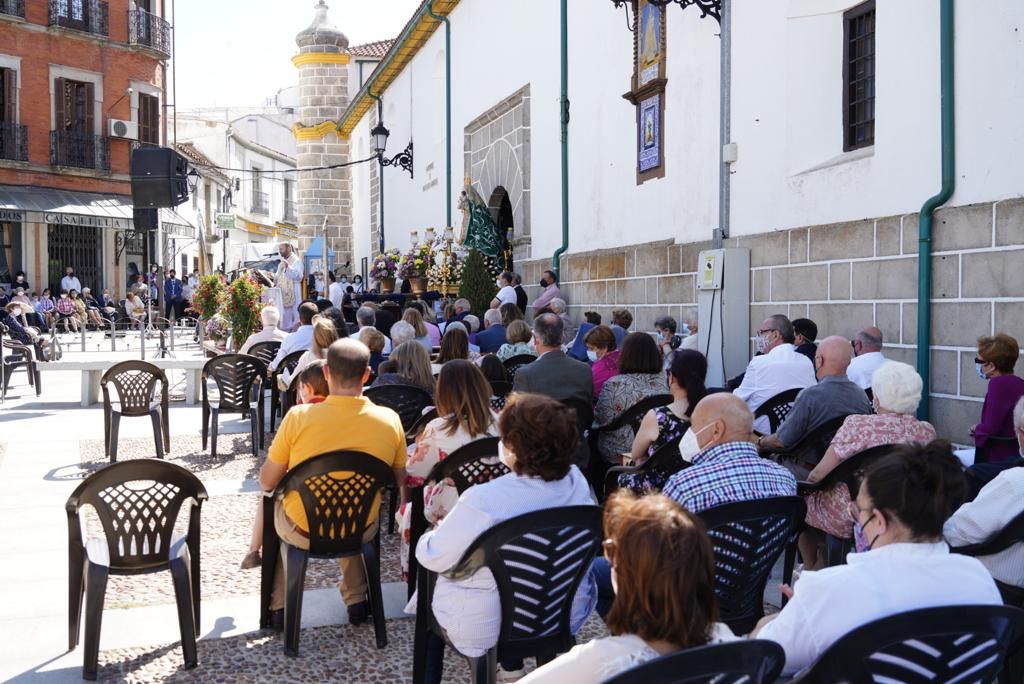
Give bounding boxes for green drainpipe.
[427,3,452,227]
[553,0,569,279]
[917,0,956,421]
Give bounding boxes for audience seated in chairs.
[268,302,317,372]
[972,333,1024,464]
[278,316,337,391]
[402,307,435,353]
[372,340,435,397]
[238,306,288,354]
[397,360,499,580]
[475,309,506,354]
[1,301,46,360]
[496,319,536,362]
[523,492,735,683]
[11,287,47,331]
[432,324,478,374]
[619,350,708,493]
[800,361,936,570]
[734,314,816,434]
[257,338,408,628]
[594,333,669,466]
[585,325,620,399]
[390,320,417,350]
[568,310,602,362]
[752,441,1002,676]
[415,393,596,681]
[756,336,872,477]
[123,291,145,331]
[945,395,1024,598]
[663,394,796,514]
[34,288,56,329]
[358,327,387,374]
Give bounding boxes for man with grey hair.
[476,308,506,353]
[512,313,593,466]
[548,297,575,345]
[443,298,471,332]
[239,306,288,354]
[735,313,817,434]
[847,326,887,390]
[356,305,391,354]
[944,395,1024,593]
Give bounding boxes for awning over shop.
[237,216,300,240]
[0,184,195,234]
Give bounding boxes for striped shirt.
[663,441,797,514]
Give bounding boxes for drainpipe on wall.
[426,3,452,228]
[552,0,570,280]
[916,0,956,421]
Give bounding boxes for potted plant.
[224,275,264,350]
[399,243,433,295]
[370,248,402,293]
[191,274,226,342]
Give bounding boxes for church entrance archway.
[489,186,514,270]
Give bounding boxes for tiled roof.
[174,142,230,183]
[348,39,394,59]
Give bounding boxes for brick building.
[0,0,179,299]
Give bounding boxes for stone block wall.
[519,198,1024,443]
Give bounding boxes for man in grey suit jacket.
[513,313,594,468]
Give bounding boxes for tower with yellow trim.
[293,1,351,268]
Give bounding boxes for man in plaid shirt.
[663,393,796,513]
[54,290,79,332]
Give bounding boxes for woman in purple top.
[585,325,620,400]
[973,333,1024,463]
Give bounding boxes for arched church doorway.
[489,186,514,271]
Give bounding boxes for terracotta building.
[0,0,179,298]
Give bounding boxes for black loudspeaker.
[133,207,158,232]
[131,146,190,208]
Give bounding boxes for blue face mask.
[681,323,691,336]
[586,350,599,363]
[976,363,988,381]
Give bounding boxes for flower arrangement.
[398,243,434,279]
[427,250,464,291]
[224,275,264,350]
[370,248,403,281]
[191,274,225,319]
[205,315,229,344]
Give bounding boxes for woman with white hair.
[390,320,416,349]
[238,306,288,354]
[800,361,937,570]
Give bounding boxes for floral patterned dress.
[397,413,499,579]
[595,372,669,464]
[804,412,936,538]
[618,405,690,492]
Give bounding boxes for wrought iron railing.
[251,191,269,215]
[284,199,297,222]
[48,0,109,37]
[0,122,28,162]
[128,7,171,58]
[50,130,111,171]
[0,0,26,19]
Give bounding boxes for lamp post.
[370,120,414,255]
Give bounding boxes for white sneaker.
[496,665,526,683]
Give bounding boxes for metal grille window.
[48,223,102,294]
[844,1,875,151]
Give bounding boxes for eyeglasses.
[756,328,777,336]
[975,358,987,365]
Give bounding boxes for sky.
[171,0,422,109]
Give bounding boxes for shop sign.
[43,212,130,230]
[0,209,24,222]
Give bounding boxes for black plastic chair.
[976,434,1020,465]
[258,450,393,656]
[697,496,806,635]
[201,354,266,459]
[66,460,207,680]
[100,361,170,463]
[560,396,595,469]
[769,415,850,475]
[798,443,898,567]
[412,505,603,684]
[604,434,685,499]
[365,384,436,432]
[951,509,1024,605]
[406,407,440,445]
[246,340,282,368]
[753,387,802,435]
[502,353,536,381]
[407,437,507,597]
[1,335,41,398]
[489,379,514,411]
[603,640,786,684]
[789,605,1024,683]
[269,349,306,432]
[589,394,673,496]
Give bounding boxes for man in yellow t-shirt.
[259,338,408,624]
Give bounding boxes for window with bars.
[844,1,875,151]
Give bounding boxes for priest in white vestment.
[272,242,303,331]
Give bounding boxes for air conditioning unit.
[108,119,138,140]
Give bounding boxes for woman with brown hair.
[433,323,478,373]
[417,393,596,681]
[522,492,733,682]
[373,340,435,395]
[403,306,434,353]
[496,319,536,362]
[397,360,499,578]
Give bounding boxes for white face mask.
[755,333,769,354]
[498,441,516,470]
[679,423,713,463]
[587,350,599,363]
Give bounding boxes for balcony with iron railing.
[50,130,111,171]
[284,199,297,222]
[251,191,269,216]
[128,7,171,58]
[0,122,28,162]
[48,0,109,38]
[0,0,25,20]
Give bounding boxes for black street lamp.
[610,0,722,27]
[370,118,413,255]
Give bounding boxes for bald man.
[757,336,873,476]
[848,325,887,390]
[662,394,796,513]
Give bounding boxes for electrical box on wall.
[697,248,751,387]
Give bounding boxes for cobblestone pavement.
[94,613,610,683]
[77,434,268,481]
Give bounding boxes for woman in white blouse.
[753,441,1002,676]
[416,393,596,682]
[521,492,735,683]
